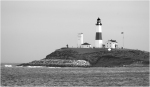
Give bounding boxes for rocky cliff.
[18,48,149,67]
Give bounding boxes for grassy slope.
[45,48,149,67]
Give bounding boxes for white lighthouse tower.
[95,18,103,48]
[77,33,83,48]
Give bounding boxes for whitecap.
[4,65,12,67]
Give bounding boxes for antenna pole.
[121,32,124,49]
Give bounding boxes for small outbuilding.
[81,42,92,48]
[105,39,118,48]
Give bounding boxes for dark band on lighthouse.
[96,32,102,40]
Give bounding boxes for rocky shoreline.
[18,59,90,67]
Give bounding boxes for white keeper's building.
[105,39,118,48]
[81,42,92,48]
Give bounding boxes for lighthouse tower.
[77,33,83,48]
[95,18,103,48]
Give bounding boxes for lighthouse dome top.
[96,17,102,25]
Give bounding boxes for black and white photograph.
[1,0,149,86]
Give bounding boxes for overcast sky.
[1,1,149,63]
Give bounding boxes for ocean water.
[1,66,149,86]
[1,63,20,67]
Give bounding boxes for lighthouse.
[77,33,83,48]
[95,18,103,48]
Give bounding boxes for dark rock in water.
[17,48,149,67]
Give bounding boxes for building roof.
[81,42,91,45]
[109,39,117,42]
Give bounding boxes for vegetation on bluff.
[44,48,149,67]
[18,48,149,67]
